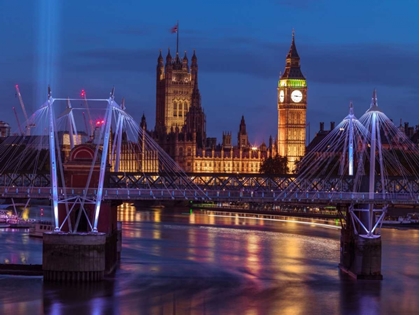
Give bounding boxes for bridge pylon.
[43,89,121,282]
[339,91,388,280]
[43,144,121,282]
[338,203,383,280]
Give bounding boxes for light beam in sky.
[35,0,61,108]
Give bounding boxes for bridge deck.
[0,186,417,205]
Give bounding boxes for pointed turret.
[165,48,172,65]
[157,50,165,81]
[140,113,147,130]
[239,115,247,135]
[191,50,198,81]
[238,115,248,149]
[286,30,300,62]
[185,73,206,149]
[182,51,188,70]
[191,76,201,108]
[280,30,305,80]
[191,49,197,62]
[157,50,163,65]
[173,52,182,70]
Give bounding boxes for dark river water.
[0,204,418,315]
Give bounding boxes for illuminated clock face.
[279,90,284,103]
[291,90,303,103]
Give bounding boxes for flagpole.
[176,21,179,54]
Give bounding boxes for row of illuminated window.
[178,147,193,156]
[194,161,261,172]
[173,101,189,117]
[279,112,305,124]
[278,79,307,87]
[287,145,305,156]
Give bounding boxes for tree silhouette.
[259,155,289,175]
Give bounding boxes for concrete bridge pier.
[43,144,121,282]
[338,203,383,280]
[43,233,106,282]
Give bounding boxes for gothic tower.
[155,49,198,134]
[277,31,307,173]
[184,76,206,149]
[237,115,249,149]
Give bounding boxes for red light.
[96,120,105,126]
[81,89,85,97]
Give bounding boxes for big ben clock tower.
[277,31,307,173]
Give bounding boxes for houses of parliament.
[0,32,417,175]
[142,33,307,174]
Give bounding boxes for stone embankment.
[0,264,43,276]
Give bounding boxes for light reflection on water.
[0,203,417,315]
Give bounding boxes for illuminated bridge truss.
[0,172,418,203]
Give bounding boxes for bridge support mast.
[93,89,116,232]
[339,91,384,280]
[47,87,60,232]
[43,89,121,282]
[339,201,383,280]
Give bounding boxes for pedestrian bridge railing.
[0,186,418,205]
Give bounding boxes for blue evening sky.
[0,0,418,144]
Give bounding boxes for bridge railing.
[2,172,418,195]
[0,186,417,205]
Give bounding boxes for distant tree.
[259,155,289,175]
[293,157,302,174]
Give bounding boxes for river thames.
[0,204,418,315]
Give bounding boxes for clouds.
[38,34,417,144]
[66,33,419,90]
[0,0,417,143]
[64,48,157,73]
[68,32,419,90]
[67,36,418,92]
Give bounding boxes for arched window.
[178,100,183,117]
[173,101,177,117]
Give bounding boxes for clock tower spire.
[277,30,307,173]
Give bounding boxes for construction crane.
[15,85,33,135]
[81,89,94,137]
[12,107,24,135]
[82,112,90,140]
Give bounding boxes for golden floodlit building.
[146,33,307,174]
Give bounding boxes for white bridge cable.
[286,110,370,198]
[107,106,207,199]
[0,91,208,200]
[0,106,51,190]
[358,109,418,199]
[279,98,418,204]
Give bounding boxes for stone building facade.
[144,34,306,174]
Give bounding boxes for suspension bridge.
[0,87,418,280]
